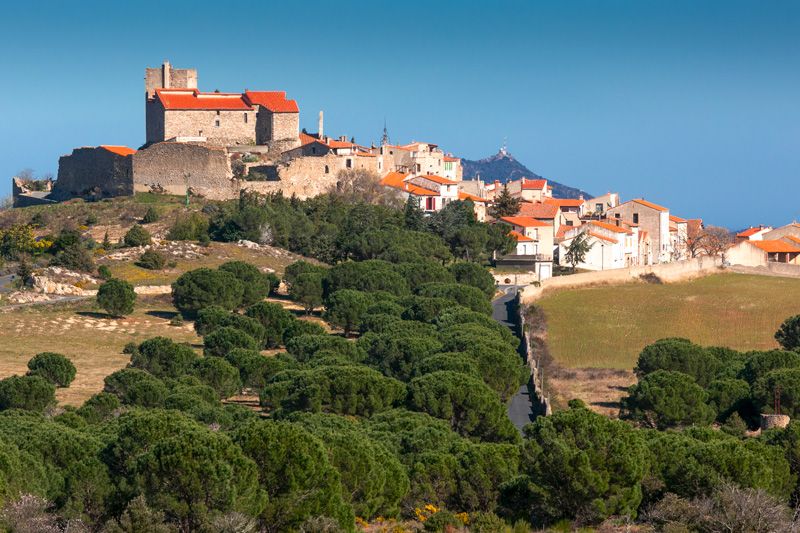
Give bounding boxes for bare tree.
[327,168,402,207]
[701,225,734,257]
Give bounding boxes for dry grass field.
[535,273,800,414]
[0,295,201,406]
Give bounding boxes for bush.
[97,264,112,280]
[775,315,800,351]
[141,206,160,224]
[51,242,95,272]
[167,212,210,241]
[97,278,137,317]
[172,268,244,318]
[219,261,277,306]
[621,370,715,429]
[0,375,56,412]
[123,225,151,247]
[26,352,76,387]
[85,212,98,225]
[203,326,259,357]
[136,249,166,270]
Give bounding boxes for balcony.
[495,253,553,267]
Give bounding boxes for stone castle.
[13,61,462,206]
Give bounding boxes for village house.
[606,198,672,263]
[669,215,689,260]
[483,177,553,202]
[371,142,463,181]
[727,239,800,267]
[582,192,620,216]
[559,219,641,270]
[497,215,554,279]
[380,172,459,213]
[762,223,800,241]
[735,225,773,242]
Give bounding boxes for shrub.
[775,315,800,351]
[0,375,56,412]
[172,268,244,317]
[123,225,151,247]
[85,212,98,225]
[26,352,76,387]
[97,278,137,317]
[136,249,166,270]
[51,242,95,272]
[203,326,259,357]
[141,206,160,224]
[97,264,112,280]
[219,261,276,306]
[167,212,210,241]
[620,370,715,429]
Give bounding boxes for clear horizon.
[0,0,797,229]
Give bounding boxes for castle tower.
[145,60,197,98]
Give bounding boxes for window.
[214,119,220,127]
[324,165,329,174]
[615,213,620,219]
[425,197,435,210]
[595,203,603,213]
[346,159,352,168]
[416,164,421,172]
[216,110,220,116]
[566,220,573,226]
[244,113,248,123]
[633,213,639,224]
[311,147,316,154]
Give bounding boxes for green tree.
[136,249,166,270]
[233,420,354,532]
[26,352,76,387]
[324,260,409,298]
[407,371,518,442]
[775,315,800,351]
[753,367,800,417]
[621,370,715,429]
[97,278,137,317]
[740,349,800,384]
[172,268,244,317]
[203,326,260,357]
[0,375,56,412]
[285,334,366,364]
[511,403,649,525]
[245,302,295,348]
[289,272,324,313]
[415,282,492,315]
[123,225,152,247]
[403,196,426,231]
[141,206,160,224]
[130,337,198,379]
[283,319,327,344]
[324,289,372,335]
[167,212,210,241]
[449,262,496,298]
[635,338,721,387]
[487,185,521,218]
[193,357,242,399]
[103,495,176,533]
[564,231,594,271]
[219,261,277,306]
[103,369,168,408]
[76,392,121,424]
[283,260,327,292]
[193,306,231,336]
[706,378,751,421]
[362,331,443,381]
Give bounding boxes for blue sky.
[0,0,797,228]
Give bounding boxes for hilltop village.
[11,61,800,279]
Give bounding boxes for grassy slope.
[538,273,800,370]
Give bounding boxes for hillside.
[461,149,592,199]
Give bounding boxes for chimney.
[162,60,171,89]
[318,111,324,138]
[521,177,526,184]
[339,135,347,142]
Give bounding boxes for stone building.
[606,199,672,263]
[144,61,300,152]
[51,145,136,201]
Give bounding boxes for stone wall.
[729,262,800,278]
[163,109,255,145]
[145,63,197,98]
[51,147,133,201]
[519,256,724,304]
[132,142,236,199]
[145,100,165,144]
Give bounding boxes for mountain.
[461,149,592,199]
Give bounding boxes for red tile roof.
[509,230,533,242]
[243,91,298,113]
[750,240,800,253]
[544,198,584,208]
[631,198,668,212]
[458,191,487,203]
[380,172,437,196]
[416,174,457,185]
[443,156,460,162]
[500,216,550,228]
[155,88,253,110]
[518,201,558,219]
[100,145,136,157]
[669,215,687,223]
[587,231,617,244]
[737,226,766,238]
[520,179,547,190]
[590,220,631,234]
[784,236,800,245]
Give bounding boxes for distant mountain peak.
[461,150,590,199]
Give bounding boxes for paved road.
[493,285,538,432]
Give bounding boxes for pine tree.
[488,185,521,218]
[403,196,426,231]
[565,231,594,271]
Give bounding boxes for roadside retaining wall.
[515,292,552,417]
[729,263,800,278]
[520,256,723,304]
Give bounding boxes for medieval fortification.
[13,61,462,206]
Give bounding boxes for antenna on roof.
[381,118,390,146]
[500,137,508,156]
